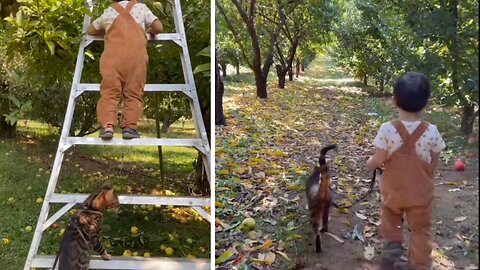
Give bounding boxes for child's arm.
[366,147,387,172]
[430,151,440,170]
[87,24,105,35]
[147,20,163,35]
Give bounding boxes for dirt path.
[298,160,479,270]
[215,59,478,270]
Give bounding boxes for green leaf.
[193,63,210,74]
[45,40,56,55]
[215,247,235,265]
[8,95,21,109]
[196,46,210,57]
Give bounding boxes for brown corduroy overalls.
[380,120,434,270]
[96,0,148,130]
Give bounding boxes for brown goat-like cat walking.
[52,182,120,270]
[306,144,337,253]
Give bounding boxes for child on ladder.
[366,72,445,270]
[87,0,163,139]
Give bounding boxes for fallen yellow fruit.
[186,254,196,259]
[130,226,139,234]
[165,247,174,256]
[143,252,151,257]
[241,217,256,231]
[160,244,167,251]
[2,238,9,245]
[123,250,132,256]
[36,198,43,204]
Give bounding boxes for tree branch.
[216,0,253,69]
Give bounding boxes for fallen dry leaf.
[454,216,467,222]
[264,251,276,265]
[355,212,367,220]
[364,245,375,260]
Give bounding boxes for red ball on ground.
[454,159,465,171]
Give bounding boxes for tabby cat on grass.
[53,182,120,270]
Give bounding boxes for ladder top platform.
[31,255,210,270]
[51,194,210,207]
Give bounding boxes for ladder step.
[65,137,204,148]
[77,83,190,92]
[31,255,210,270]
[86,33,182,43]
[50,194,210,207]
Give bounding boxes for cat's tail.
[319,144,337,174]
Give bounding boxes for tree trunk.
[288,67,293,81]
[220,63,227,77]
[275,64,287,89]
[215,54,227,126]
[379,78,385,93]
[363,74,368,85]
[254,70,268,98]
[460,103,476,135]
[235,63,240,75]
[0,86,16,138]
[296,58,300,78]
[0,116,16,138]
[301,61,305,71]
[161,108,172,132]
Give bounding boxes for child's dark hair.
[393,72,430,113]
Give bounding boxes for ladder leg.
[24,35,85,270]
[23,149,67,270]
[172,0,211,191]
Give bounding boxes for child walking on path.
[87,0,163,139]
[367,72,446,270]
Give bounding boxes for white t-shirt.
[373,120,446,164]
[92,1,158,32]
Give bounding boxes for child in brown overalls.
[367,72,445,270]
[87,0,163,139]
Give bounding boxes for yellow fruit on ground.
[186,254,196,259]
[165,247,174,256]
[36,198,43,204]
[160,244,167,251]
[59,229,65,237]
[166,205,174,210]
[123,250,132,256]
[25,226,33,233]
[199,247,206,253]
[186,238,193,244]
[130,226,139,234]
[2,238,10,245]
[132,252,138,256]
[241,217,256,231]
[143,252,151,257]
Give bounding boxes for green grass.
[0,119,210,269]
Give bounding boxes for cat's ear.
[102,181,113,190]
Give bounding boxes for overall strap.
[391,120,409,141]
[390,120,429,153]
[126,0,137,12]
[111,2,127,14]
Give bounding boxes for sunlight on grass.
[1,116,209,269]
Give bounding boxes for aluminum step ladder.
[23,0,211,269]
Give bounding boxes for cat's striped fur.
[53,182,119,270]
